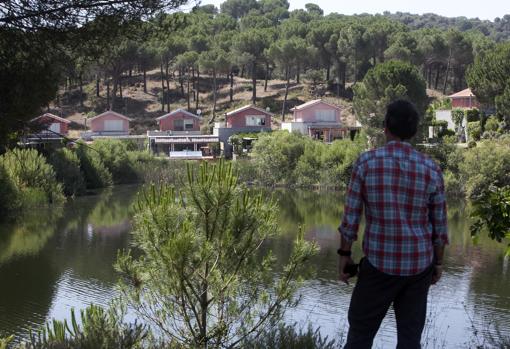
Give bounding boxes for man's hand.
[339,256,354,284]
[431,265,443,285]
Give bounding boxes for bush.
[93,140,139,184]
[251,131,307,186]
[25,304,148,349]
[465,108,480,122]
[451,108,465,128]
[444,170,465,199]
[48,148,86,196]
[467,121,482,141]
[0,148,64,207]
[484,116,500,132]
[0,165,20,217]
[243,324,337,349]
[76,143,113,189]
[460,140,510,198]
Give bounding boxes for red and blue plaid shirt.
[339,141,449,276]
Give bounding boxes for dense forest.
[1,0,510,149]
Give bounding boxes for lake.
[0,185,508,348]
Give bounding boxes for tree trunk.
[326,65,330,81]
[165,62,171,113]
[196,68,200,111]
[160,61,166,112]
[443,49,452,95]
[96,75,100,97]
[230,71,234,103]
[106,80,111,110]
[187,68,191,110]
[434,64,441,90]
[179,69,184,95]
[281,67,290,122]
[192,67,196,102]
[119,77,123,99]
[143,68,147,94]
[296,62,300,84]
[211,68,217,123]
[79,73,84,108]
[112,79,118,111]
[252,62,257,105]
[264,62,269,92]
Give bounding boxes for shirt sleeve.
[429,168,449,246]
[338,157,364,242]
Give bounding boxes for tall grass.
[48,148,86,196]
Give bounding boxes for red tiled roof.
[31,113,71,124]
[449,88,475,98]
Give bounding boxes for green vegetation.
[48,148,86,196]
[115,161,318,347]
[25,304,147,348]
[470,185,510,255]
[250,131,366,188]
[353,61,428,144]
[0,148,64,213]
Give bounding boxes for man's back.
[339,141,448,276]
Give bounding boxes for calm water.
[0,186,509,348]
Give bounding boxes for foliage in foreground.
[243,324,337,349]
[115,161,318,348]
[470,185,510,255]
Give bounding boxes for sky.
[197,0,508,21]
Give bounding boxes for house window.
[185,119,194,130]
[315,110,335,122]
[104,120,123,131]
[49,122,61,133]
[246,115,266,126]
[174,119,194,131]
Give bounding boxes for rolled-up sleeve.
[338,157,364,242]
[429,169,449,246]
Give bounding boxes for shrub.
[76,143,113,189]
[444,170,465,199]
[460,140,510,198]
[467,121,482,141]
[251,131,307,186]
[0,165,20,217]
[48,148,86,196]
[115,162,317,347]
[451,108,465,128]
[26,304,148,348]
[484,116,500,132]
[465,108,480,122]
[243,324,337,349]
[93,140,139,184]
[0,148,64,206]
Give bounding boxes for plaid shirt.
[339,141,449,276]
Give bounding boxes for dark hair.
[384,100,420,140]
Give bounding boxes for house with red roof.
[281,100,360,142]
[156,109,201,132]
[448,88,480,109]
[88,111,132,136]
[225,105,272,130]
[30,113,71,136]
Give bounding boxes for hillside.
[50,71,360,136]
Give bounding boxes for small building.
[87,111,132,136]
[214,105,273,158]
[225,105,272,130]
[30,113,70,136]
[449,88,479,109]
[157,109,201,132]
[281,100,359,142]
[147,131,219,159]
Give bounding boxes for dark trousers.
[344,258,434,349]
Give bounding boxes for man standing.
[338,100,448,349]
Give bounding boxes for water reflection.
[0,186,136,339]
[0,187,508,348]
